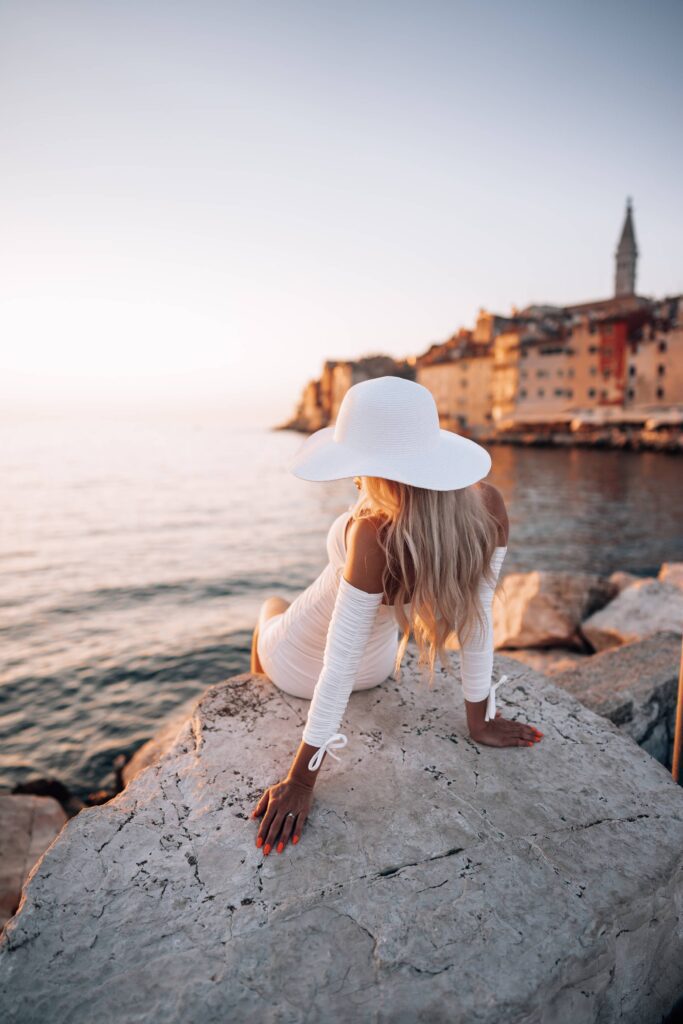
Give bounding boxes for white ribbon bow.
[484,674,508,722]
[307,732,348,771]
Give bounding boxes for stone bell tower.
[614,197,638,297]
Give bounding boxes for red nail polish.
[277,841,284,853]
[292,835,299,845]
[264,843,271,855]
[256,836,263,848]
[527,741,533,746]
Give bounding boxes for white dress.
[257,506,406,699]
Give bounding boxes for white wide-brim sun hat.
[287,375,492,491]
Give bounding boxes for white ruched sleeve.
[458,545,508,721]
[302,574,384,771]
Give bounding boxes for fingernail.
[264,843,271,855]
[277,841,284,853]
[527,741,534,746]
[256,836,263,848]
[292,835,299,845]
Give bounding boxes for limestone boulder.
[580,578,683,652]
[484,571,616,649]
[122,698,198,787]
[608,569,644,593]
[0,796,67,929]
[1,651,682,1024]
[552,630,681,767]
[502,647,592,676]
[659,562,683,589]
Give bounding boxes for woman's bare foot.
[470,710,544,748]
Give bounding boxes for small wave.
[0,630,253,702]
[1,570,314,639]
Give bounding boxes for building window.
[588,344,598,354]
[658,340,667,353]
[657,386,665,399]
[627,388,634,399]
[521,350,528,358]
[566,389,573,398]
[557,369,564,377]
[657,364,665,376]
[537,388,545,397]
[554,388,564,396]
[601,390,607,398]
[521,369,527,378]
[588,388,596,398]
[589,366,597,376]
[603,369,611,378]
[628,365,635,377]
[461,378,468,387]
[567,368,574,378]
[520,388,527,398]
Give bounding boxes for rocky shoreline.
[2,558,682,934]
[278,418,683,453]
[1,560,682,1020]
[2,651,683,1022]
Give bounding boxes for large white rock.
[475,571,615,649]
[1,649,682,1024]
[659,562,683,589]
[581,578,683,652]
[502,647,591,676]
[551,630,681,767]
[608,569,645,593]
[121,698,197,788]
[0,796,67,929]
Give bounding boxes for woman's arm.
[462,482,509,735]
[463,484,542,748]
[299,515,385,767]
[252,515,385,853]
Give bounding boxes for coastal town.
[280,201,683,451]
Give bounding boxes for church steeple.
[614,197,638,297]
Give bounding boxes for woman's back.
[255,506,405,699]
[326,506,412,611]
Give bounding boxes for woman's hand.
[469,710,543,748]
[251,776,313,855]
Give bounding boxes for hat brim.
[287,426,492,491]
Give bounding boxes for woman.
[249,376,543,856]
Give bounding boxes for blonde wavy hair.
[348,476,507,687]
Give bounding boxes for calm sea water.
[2,413,682,797]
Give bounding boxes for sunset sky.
[1,0,681,425]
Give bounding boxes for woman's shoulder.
[475,481,509,547]
[343,513,387,594]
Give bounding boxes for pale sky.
[1,0,681,425]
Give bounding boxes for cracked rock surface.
[1,649,682,1023]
